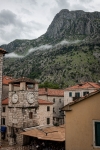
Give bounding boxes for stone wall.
[37,104,53,126]
[0,54,3,147]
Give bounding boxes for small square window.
[69,92,72,97]
[83,91,89,96]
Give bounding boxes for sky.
[0,0,100,45]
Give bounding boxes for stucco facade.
[63,91,100,150]
[64,82,100,106]
[39,88,64,125]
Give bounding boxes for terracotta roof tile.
[3,76,14,85]
[2,98,53,105]
[38,99,53,105]
[2,98,8,105]
[39,88,64,97]
[9,77,38,84]
[39,88,47,95]
[47,89,64,96]
[65,82,100,90]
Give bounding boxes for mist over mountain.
[1,9,100,88]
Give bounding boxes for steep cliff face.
[1,9,100,88]
[45,9,100,41]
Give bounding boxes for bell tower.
[8,77,39,145]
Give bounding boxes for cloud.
[5,52,24,58]
[0,10,17,26]
[56,0,70,8]
[79,0,93,3]
[5,39,80,58]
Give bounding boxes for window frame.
[69,92,72,97]
[83,91,89,96]
[93,120,100,148]
[75,92,80,98]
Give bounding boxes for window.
[94,121,100,147]
[69,92,72,97]
[53,98,55,103]
[29,112,33,119]
[47,106,50,111]
[47,118,50,124]
[83,91,89,96]
[2,107,5,112]
[75,92,80,98]
[1,118,5,125]
[59,99,61,103]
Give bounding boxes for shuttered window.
[95,122,100,146]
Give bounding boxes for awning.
[21,125,65,142]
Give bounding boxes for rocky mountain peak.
[45,9,100,41]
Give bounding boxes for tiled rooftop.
[38,99,53,105]
[65,82,100,90]
[39,88,64,96]
[3,76,14,85]
[9,77,38,84]
[2,98,53,105]
[2,98,8,105]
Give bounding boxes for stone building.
[39,88,64,125]
[0,48,7,147]
[64,82,100,106]
[7,77,39,145]
[1,78,53,145]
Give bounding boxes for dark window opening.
[69,92,72,97]
[75,92,80,98]
[83,91,89,96]
[2,107,5,112]
[1,118,5,125]
[95,122,100,146]
[53,98,55,103]
[29,112,33,119]
[59,99,61,103]
[47,106,50,111]
[47,118,50,124]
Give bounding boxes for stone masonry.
[8,77,39,145]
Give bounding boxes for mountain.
[1,9,100,88]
